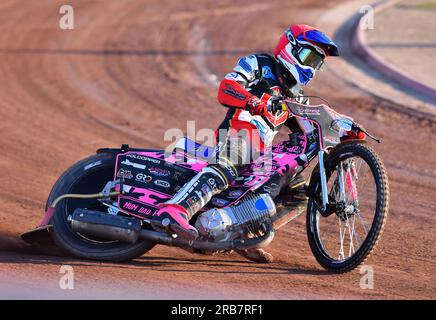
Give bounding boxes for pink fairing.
[115,150,208,176]
[233,152,302,191]
[233,136,306,190]
[39,207,55,226]
[117,139,304,199]
[123,186,171,206]
[141,149,302,191]
[346,170,358,201]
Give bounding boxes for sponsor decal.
[126,154,161,164]
[211,198,230,207]
[223,84,247,101]
[194,189,203,199]
[135,173,152,183]
[201,184,211,195]
[121,159,146,170]
[228,189,244,199]
[208,178,216,187]
[224,163,237,177]
[262,66,277,81]
[122,201,139,211]
[297,107,321,115]
[116,168,133,179]
[149,166,170,177]
[324,135,340,144]
[154,179,170,188]
[122,201,153,215]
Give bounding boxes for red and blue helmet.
[274,24,339,86]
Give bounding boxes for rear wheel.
[306,143,389,273]
[49,153,156,262]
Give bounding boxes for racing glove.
[345,130,366,140]
[247,94,282,116]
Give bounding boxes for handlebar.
[352,123,381,143]
[279,98,381,143]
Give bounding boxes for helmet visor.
[296,47,324,70]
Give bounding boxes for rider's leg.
[154,128,254,240]
[154,158,238,240]
[236,134,310,263]
[236,248,274,263]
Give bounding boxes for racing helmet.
[273,24,339,86]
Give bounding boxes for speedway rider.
[154,25,340,262]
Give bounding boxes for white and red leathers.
[155,25,342,245]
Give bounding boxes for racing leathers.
[154,53,313,242]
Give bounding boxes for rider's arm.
[217,55,273,114]
[217,77,253,109]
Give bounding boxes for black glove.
[267,96,284,113]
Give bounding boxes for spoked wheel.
[307,143,389,273]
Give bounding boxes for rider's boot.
[236,248,274,263]
[154,160,238,241]
[153,204,199,241]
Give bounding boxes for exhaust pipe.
[138,223,275,251]
[69,209,141,244]
[69,208,275,251]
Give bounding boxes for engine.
[195,193,276,242]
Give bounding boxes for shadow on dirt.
[0,234,33,253]
[0,248,329,276]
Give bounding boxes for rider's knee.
[205,157,238,189]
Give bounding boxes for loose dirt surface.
[0,0,434,299]
[366,0,436,90]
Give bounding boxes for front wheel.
[306,143,389,273]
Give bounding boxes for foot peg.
[169,223,199,241]
[151,212,199,242]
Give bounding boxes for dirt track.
[0,0,435,299]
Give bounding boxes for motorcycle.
[21,98,389,273]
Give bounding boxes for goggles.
[295,46,325,70]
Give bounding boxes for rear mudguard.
[21,146,139,245]
[97,145,161,155]
[39,146,161,227]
